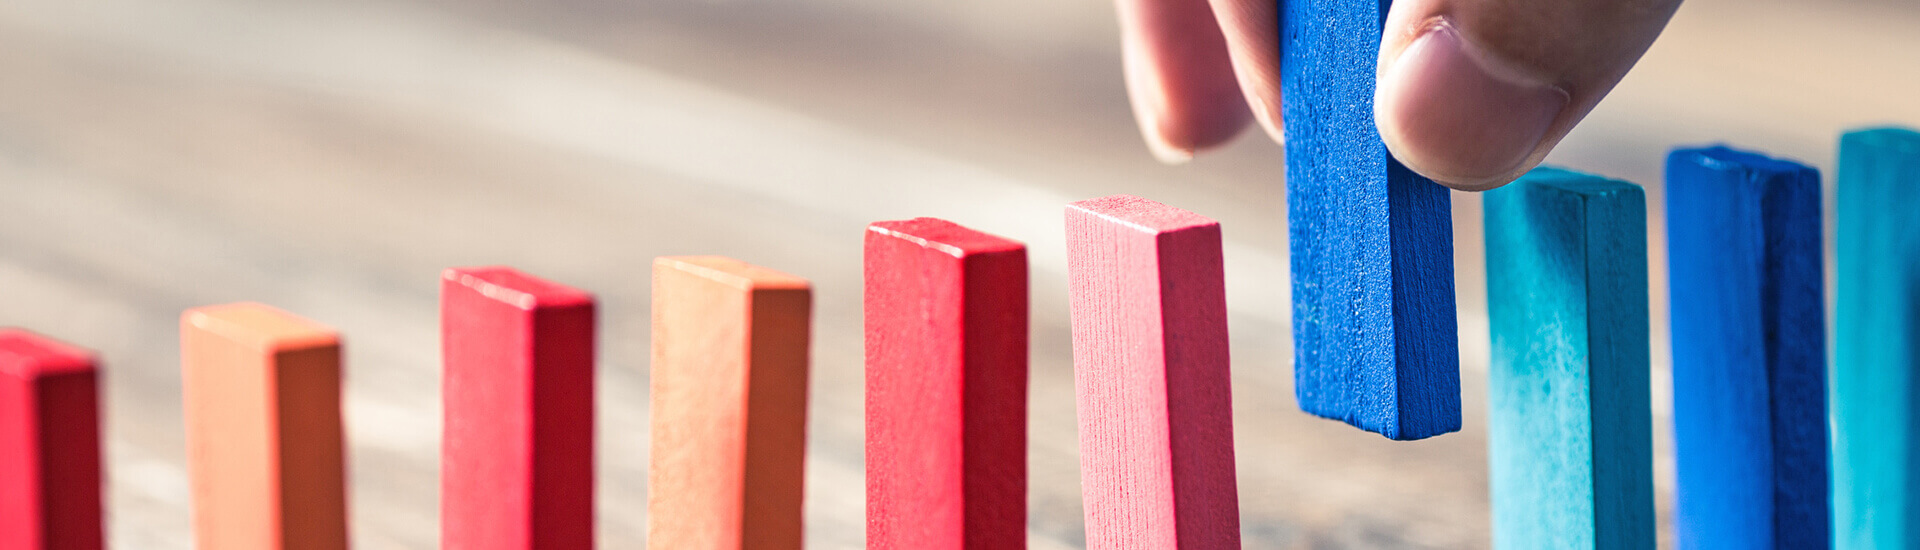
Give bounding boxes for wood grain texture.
[441,267,596,550]
[650,256,811,550]
[1833,127,1920,550]
[0,329,103,550]
[1065,195,1239,549]
[1279,0,1461,441]
[1665,147,1828,549]
[864,218,1028,550]
[180,303,347,550]
[1484,168,1652,549]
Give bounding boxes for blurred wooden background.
[0,0,1915,547]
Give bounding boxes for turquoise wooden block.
[1834,127,1920,550]
[1485,167,1653,549]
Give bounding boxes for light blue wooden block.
[1834,127,1920,550]
[1485,167,1653,549]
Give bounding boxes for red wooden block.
[441,267,596,550]
[0,329,103,550]
[1065,195,1240,549]
[864,218,1028,550]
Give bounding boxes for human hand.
[1116,0,1682,190]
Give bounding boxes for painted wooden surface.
[650,256,811,550]
[440,267,596,550]
[1665,147,1827,549]
[1833,127,1920,550]
[0,329,103,550]
[1065,195,1238,549]
[180,303,347,550]
[864,219,1028,550]
[1279,0,1461,441]
[1484,169,1652,549]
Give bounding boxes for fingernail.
[1377,22,1569,189]
[1146,134,1195,164]
[1249,93,1286,147]
[1123,50,1194,165]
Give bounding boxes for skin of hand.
[1116,0,1683,191]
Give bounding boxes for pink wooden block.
[1065,195,1240,549]
[865,218,1028,550]
[0,329,103,550]
[442,267,596,550]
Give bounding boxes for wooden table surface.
[0,0,1915,547]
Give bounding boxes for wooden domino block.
[441,267,596,550]
[1665,147,1827,548]
[0,330,103,550]
[1484,168,1652,549]
[864,218,1028,550]
[1833,127,1920,549]
[649,256,811,550]
[1280,0,1461,440]
[181,303,347,550]
[1065,195,1239,549]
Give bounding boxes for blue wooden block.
[1281,0,1461,441]
[1666,146,1828,549]
[1834,127,1920,550]
[1485,167,1653,549]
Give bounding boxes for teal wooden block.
[1485,167,1653,549]
[1834,127,1920,550]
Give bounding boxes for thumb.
[1374,0,1682,190]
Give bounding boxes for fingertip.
[1116,0,1251,163]
[1201,0,1285,146]
[1249,86,1285,147]
[1124,63,1245,164]
[1376,21,1568,190]
[1376,0,1680,189]
[1146,136,1197,165]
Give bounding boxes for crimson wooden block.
[441,267,596,550]
[181,303,347,550]
[650,256,811,550]
[864,218,1028,550]
[0,329,103,550]
[1065,195,1240,549]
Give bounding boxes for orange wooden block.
[181,303,347,550]
[649,256,811,550]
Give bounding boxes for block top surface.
[444,266,594,310]
[0,328,96,379]
[1672,145,1816,178]
[182,302,339,352]
[867,218,1023,258]
[1067,195,1217,234]
[1517,166,1643,199]
[1842,126,1920,154]
[654,256,809,291]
